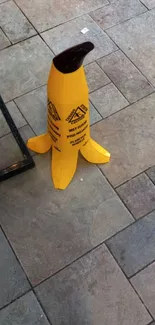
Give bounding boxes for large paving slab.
[131,261,155,319]
[35,244,151,325]
[41,15,117,64]
[14,0,109,32]
[91,93,155,187]
[0,155,133,285]
[0,291,50,325]
[0,1,36,44]
[90,0,146,30]
[107,9,155,87]
[0,229,30,309]
[0,28,10,50]
[98,50,154,103]
[106,210,155,277]
[117,173,155,219]
[140,0,155,9]
[15,85,102,135]
[0,101,26,138]
[0,36,53,102]
[90,83,128,118]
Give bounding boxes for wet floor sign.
[27,42,110,189]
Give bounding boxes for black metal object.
[0,96,35,182]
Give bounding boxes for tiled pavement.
[2,1,155,324]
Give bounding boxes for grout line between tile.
[97,165,136,220]
[105,243,153,321]
[144,171,155,188]
[96,57,155,105]
[33,218,148,289]
[89,80,111,95]
[5,83,47,105]
[139,0,149,10]
[1,200,155,318]
[36,1,146,36]
[34,291,53,325]
[12,0,55,55]
[14,100,37,136]
[34,4,110,35]
[107,209,155,248]
[100,8,149,32]
[145,170,155,185]
[129,278,154,320]
[89,98,104,119]
[89,88,155,124]
[9,33,38,46]
[129,258,155,279]
[104,28,155,90]
[0,26,13,45]
[12,0,38,33]
[0,288,31,312]
[0,225,33,302]
[114,168,155,189]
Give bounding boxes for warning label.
[71,134,86,146]
[47,100,61,150]
[66,110,89,147]
[66,105,88,124]
[48,100,61,121]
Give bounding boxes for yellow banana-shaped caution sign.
[27,42,110,189]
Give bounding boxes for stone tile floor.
[1,0,155,324]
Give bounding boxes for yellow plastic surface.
[27,63,110,189]
[80,138,110,163]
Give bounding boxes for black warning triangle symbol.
[48,100,61,121]
[68,106,86,124]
